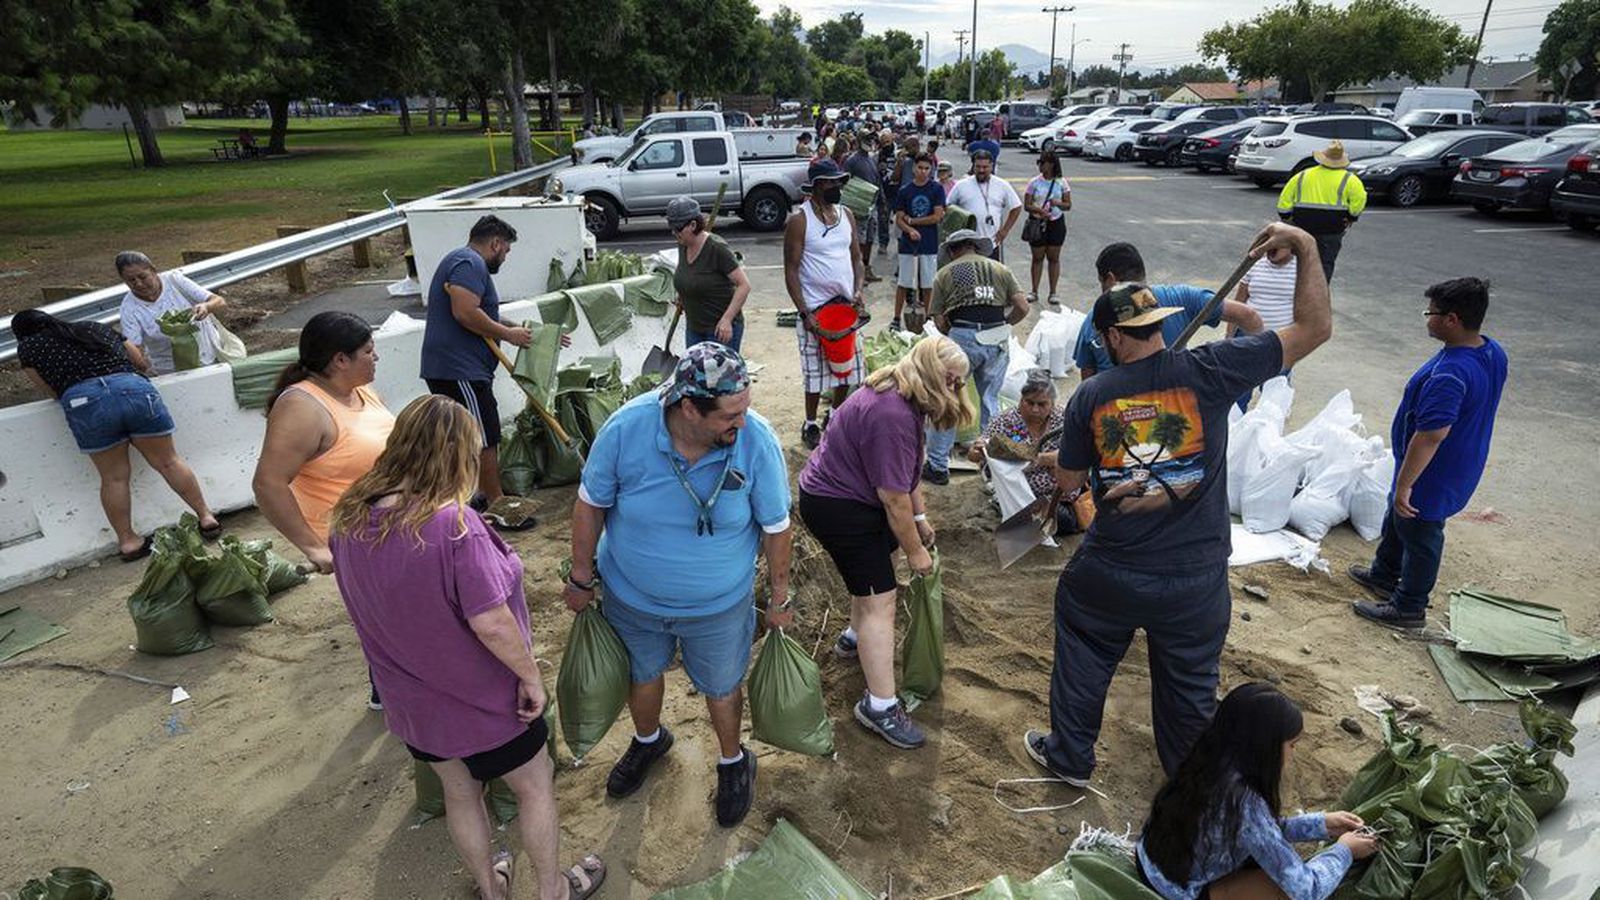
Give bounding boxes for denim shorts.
[59,373,175,454]
[601,595,756,699]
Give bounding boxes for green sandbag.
[411,759,519,826]
[18,867,114,900]
[748,630,835,756]
[653,818,875,900]
[535,290,580,334]
[156,308,203,370]
[620,270,673,317]
[1409,834,1518,900]
[1519,698,1577,756]
[556,601,631,759]
[504,405,583,490]
[899,550,945,710]
[1342,807,1423,899]
[972,860,1079,899]
[583,249,646,285]
[127,529,213,656]
[227,346,299,410]
[862,328,915,373]
[194,535,274,626]
[547,258,569,293]
[1066,850,1160,900]
[1391,751,1476,825]
[938,204,979,268]
[568,284,632,345]
[511,321,565,409]
[498,414,540,497]
[240,539,308,595]
[840,178,879,218]
[169,513,213,581]
[1338,712,1434,810]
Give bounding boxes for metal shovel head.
[995,502,1053,569]
[643,344,678,377]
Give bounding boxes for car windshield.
[1391,132,1466,158]
[1548,124,1600,141]
[613,140,649,167]
[1398,111,1439,126]
[1250,121,1289,137]
[1487,136,1574,162]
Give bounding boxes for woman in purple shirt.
[797,337,972,750]
[328,395,604,900]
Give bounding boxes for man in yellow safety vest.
[1277,140,1366,282]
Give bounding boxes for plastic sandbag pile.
[1024,308,1086,378]
[501,353,663,495]
[1229,380,1395,541]
[1331,701,1575,899]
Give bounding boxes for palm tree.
[1099,414,1131,458]
[1147,412,1191,463]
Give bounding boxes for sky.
[751,0,1557,74]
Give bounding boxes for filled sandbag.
[193,536,274,626]
[1024,309,1085,378]
[748,630,835,756]
[1347,448,1394,541]
[899,551,945,709]
[412,759,519,825]
[240,539,309,595]
[127,529,213,656]
[555,601,631,759]
[1288,455,1359,541]
[1239,433,1316,533]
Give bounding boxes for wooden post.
[180,250,225,264]
[276,226,311,293]
[395,198,419,247]
[346,210,374,268]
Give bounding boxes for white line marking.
[1209,184,1260,190]
[1362,207,1469,215]
[1470,226,1569,234]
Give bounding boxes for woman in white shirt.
[115,251,227,375]
[1022,153,1071,308]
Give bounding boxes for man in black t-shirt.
[1022,223,1332,785]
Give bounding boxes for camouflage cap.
[660,341,750,407]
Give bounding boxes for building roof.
[1181,82,1245,101]
[1333,61,1546,96]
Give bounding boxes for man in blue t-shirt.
[1350,277,1507,630]
[1073,243,1264,379]
[892,154,945,330]
[421,214,531,508]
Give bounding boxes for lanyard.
[666,448,735,536]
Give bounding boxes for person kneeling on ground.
[563,343,794,827]
[328,395,604,900]
[1137,683,1376,899]
[968,368,1085,532]
[798,337,973,749]
[14,309,223,560]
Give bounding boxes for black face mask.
[821,186,843,204]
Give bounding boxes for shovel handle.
[664,305,683,345]
[482,335,576,446]
[1169,253,1257,351]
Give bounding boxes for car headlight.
[1365,165,1395,176]
[547,177,565,195]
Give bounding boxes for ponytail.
[264,311,374,411]
[266,361,314,411]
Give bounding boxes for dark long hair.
[12,309,114,353]
[1141,683,1305,884]
[267,311,373,410]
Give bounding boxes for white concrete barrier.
[406,197,595,304]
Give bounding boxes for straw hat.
[1314,140,1350,169]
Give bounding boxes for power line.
[1112,43,1134,101]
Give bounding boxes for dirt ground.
[0,245,1573,898]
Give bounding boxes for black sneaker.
[606,727,674,799]
[1347,564,1396,601]
[801,422,822,450]
[714,745,757,827]
[1352,600,1426,631]
[1022,729,1092,788]
[921,462,950,486]
[889,317,903,332]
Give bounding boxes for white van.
[1393,87,1483,121]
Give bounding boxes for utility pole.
[969,0,979,102]
[954,29,969,66]
[1463,0,1494,88]
[1067,27,1085,98]
[1042,6,1074,102]
[924,31,931,102]
[1113,43,1134,103]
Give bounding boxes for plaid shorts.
[797,322,864,394]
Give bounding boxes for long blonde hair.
[866,336,974,431]
[328,395,482,546]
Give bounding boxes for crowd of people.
[9,122,1510,897]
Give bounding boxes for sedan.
[1178,121,1260,173]
[1020,116,1089,154]
[1133,120,1218,166]
[1550,138,1600,231]
[1059,115,1125,155]
[1347,130,1523,207]
[1451,125,1600,214]
[1085,119,1164,161]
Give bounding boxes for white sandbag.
[1024,308,1085,377]
[1000,338,1038,403]
[1286,390,1360,451]
[1227,409,1280,516]
[1289,457,1359,540]
[1348,452,1395,541]
[986,458,1038,521]
[1240,433,1316,533]
[1257,376,1295,425]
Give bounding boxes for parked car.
[1569,100,1600,115]
[1090,105,1151,118]
[1397,109,1476,135]
[1173,106,1257,125]
[1020,115,1089,154]
[1286,102,1370,116]
[1085,119,1164,161]
[1234,115,1413,186]
[995,101,1059,137]
[572,110,726,164]
[560,131,808,238]
[1550,137,1600,231]
[1055,115,1123,156]
[1058,104,1105,117]
[1178,120,1261,173]
[1347,130,1522,207]
[1450,126,1600,215]
[1146,103,1201,121]
[1393,87,1483,121]
[1474,102,1594,137]
[1133,119,1218,166]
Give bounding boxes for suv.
[995,101,1058,137]
[1234,115,1413,186]
[1550,137,1600,231]
[1397,109,1476,135]
[1174,105,1256,125]
[1475,102,1593,137]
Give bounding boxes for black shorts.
[1027,217,1066,247]
[799,489,900,596]
[425,378,501,448]
[406,719,548,783]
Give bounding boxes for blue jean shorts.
[601,595,756,699]
[59,373,176,454]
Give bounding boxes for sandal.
[198,520,224,542]
[476,850,513,900]
[565,854,606,900]
[483,497,538,532]
[119,535,154,563]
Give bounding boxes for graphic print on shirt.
[1089,387,1206,515]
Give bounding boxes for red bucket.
[814,303,860,380]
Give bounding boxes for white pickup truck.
[558,130,809,239]
[572,110,759,164]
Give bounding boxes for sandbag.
[619,270,673,317]
[411,759,519,825]
[18,867,114,900]
[239,539,308,595]
[956,380,982,444]
[999,338,1039,403]
[227,346,300,410]
[547,258,569,293]
[748,630,835,756]
[1239,434,1316,533]
[973,861,1079,899]
[1066,850,1160,900]
[1225,411,1277,517]
[840,177,879,218]
[1347,442,1393,541]
[1288,455,1359,541]
[568,284,632,344]
[503,405,583,490]
[1343,807,1423,899]
[1023,309,1085,378]
[194,536,274,626]
[156,308,204,370]
[511,321,565,409]
[1257,375,1294,423]
[127,528,213,656]
[899,551,945,709]
[862,328,915,373]
[555,601,631,759]
[1339,713,1434,810]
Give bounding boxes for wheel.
[1141,158,1157,167]
[1195,164,1211,174]
[1041,139,1056,155]
[1164,147,1183,167]
[1566,214,1599,232]
[583,194,621,240]
[1252,176,1277,189]
[741,186,790,232]
[1471,201,1499,216]
[1114,143,1133,161]
[1390,175,1426,208]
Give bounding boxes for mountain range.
[930,43,1056,77]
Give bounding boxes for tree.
[807,12,864,64]
[1200,0,1472,102]
[966,49,1016,101]
[1077,64,1120,88]
[1148,412,1191,463]
[755,7,813,100]
[847,29,923,99]
[813,61,875,103]
[1536,0,1600,101]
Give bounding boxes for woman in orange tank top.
[253,312,395,574]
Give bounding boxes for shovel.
[482,335,584,462]
[642,180,730,377]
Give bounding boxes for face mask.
[822,186,843,204]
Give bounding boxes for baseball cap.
[660,342,750,407]
[665,195,701,229]
[940,228,994,257]
[1091,283,1183,332]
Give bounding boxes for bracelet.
[567,573,599,591]
[912,513,928,523]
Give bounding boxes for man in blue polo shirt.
[1350,277,1507,630]
[562,343,793,828]
[1073,242,1264,379]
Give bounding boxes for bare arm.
[1393,426,1450,518]
[1250,224,1329,369]
[722,267,752,327]
[563,498,606,611]
[448,283,528,346]
[467,603,545,721]
[123,340,152,374]
[996,205,1023,241]
[1221,299,1265,334]
[761,525,795,628]
[252,391,335,568]
[1007,290,1030,326]
[846,208,864,300]
[783,213,810,319]
[912,204,945,227]
[190,293,227,321]
[877,487,934,575]
[1054,467,1089,496]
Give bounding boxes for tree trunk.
[583,83,597,128]
[398,96,412,135]
[505,52,532,170]
[123,99,165,168]
[426,94,438,128]
[478,91,491,131]
[546,27,562,131]
[611,100,624,132]
[458,96,470,123]
[267,95,291,154]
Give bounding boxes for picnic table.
[211,138,261,160]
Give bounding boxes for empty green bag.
[556,601,631,759]
[749,630,835,756]
[899,550,945,710]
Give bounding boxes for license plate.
[1470,169,1497,182]
[1242,141,1258,150]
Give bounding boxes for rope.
[992,776,1108,814]
[0,659,180,690]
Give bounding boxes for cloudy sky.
[751,0,1555,73]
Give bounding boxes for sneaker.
[1026,292,1039,304]
[889,317,903,332]
[854,694,926,749]
[606,727,675,799]
[1352,600,1426,631]
[1347,564,1396,601]
[801,422,822,450]
[1047,294,1061,309]
[367,682,383,711]
[864,268,883,284]
[714,745,757,827]
[832,631,859,661]
[921,462,950,486]
[1022,729,1092,788]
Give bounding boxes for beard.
[486,258,504,274]
[714,429,739,448]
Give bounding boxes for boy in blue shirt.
[892,154,945,330]
[1350,277,1507,629]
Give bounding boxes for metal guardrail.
[0,157,570,362]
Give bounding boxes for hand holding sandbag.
[748,630,834,756]
[555,601,631,760]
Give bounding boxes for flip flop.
[119,535,154,562]
[565,854,606,900]
[199,520,224,542]
[475,850,513,900]
[483,497,538,533]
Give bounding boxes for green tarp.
[1427,644,1512,702]
[227,346,299,410]
[651,819,875,900]
[619,270,674,317]
[535,290,581,335]
[0,604,68,662]
[1449,590,1600,664]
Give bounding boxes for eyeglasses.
[1423,310,1447,318]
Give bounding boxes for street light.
[1067,36,1092,98]
[1043,7,1075,102]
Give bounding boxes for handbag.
[1021,179,1057,244]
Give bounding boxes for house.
[4,103,186,131]
[1164,80,1281,105]
[1063,86,1155,105]
[1332,61,1553,108]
